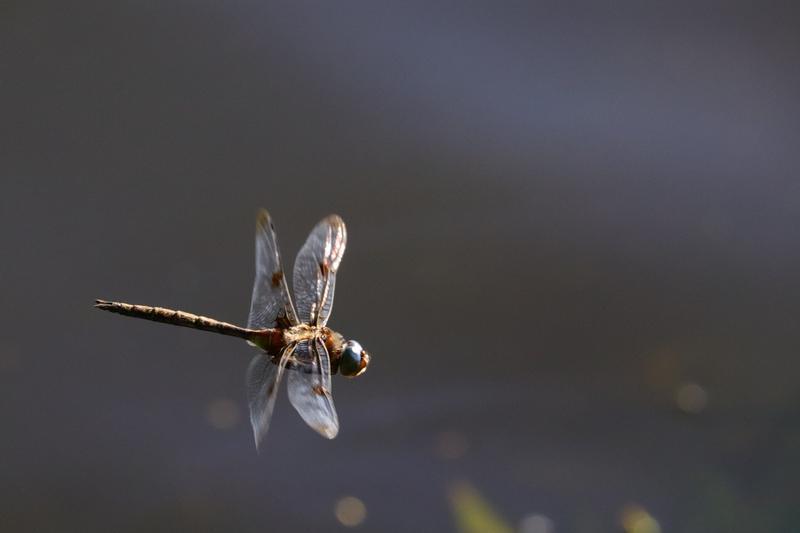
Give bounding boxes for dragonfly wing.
[287,338,339,439]
[246,344,295,450]
[248,209,299,329]
[292,215,346,326]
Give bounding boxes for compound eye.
[340,340,365,377]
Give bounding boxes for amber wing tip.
[255,209,271,228]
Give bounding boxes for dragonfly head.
[339,339,370,378]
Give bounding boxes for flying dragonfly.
[96,210,371,448]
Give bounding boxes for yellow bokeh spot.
[620,504,661,533]
[334,496,367,527]
[448,481,513,533]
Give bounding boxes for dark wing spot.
[319,261,330,276]
[275,311,291,329]
[271,270,284,288]
[312,385,326,396]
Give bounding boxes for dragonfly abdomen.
[95,299,256,340]
[247,328,286,356]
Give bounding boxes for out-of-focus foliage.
[448,481,513,533]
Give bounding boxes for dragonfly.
[96,210,370,448]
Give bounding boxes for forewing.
[292,215,346,326]
[287,338,339,439]
[248,209,298,329]
[246,344,294,450]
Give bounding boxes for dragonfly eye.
[340,340,370,377]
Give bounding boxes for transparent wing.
[248,209,298,329]
[287,338,339,439]
[292,215,347,326]
[246,344,295,450]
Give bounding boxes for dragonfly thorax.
[283,324,332,344]
[248,325,351,374]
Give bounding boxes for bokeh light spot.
[675,382,708,414]
[519,513,555,533]
[206,397,240,430]
[448,481,513,533]
[620,504,661,533]
[334,496,367,527]
[436,430,469,460]
[643,347,680,392]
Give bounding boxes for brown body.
[94,300,346,374]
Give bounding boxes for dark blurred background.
[2,1,799,532]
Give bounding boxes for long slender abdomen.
[95,299,258,340]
